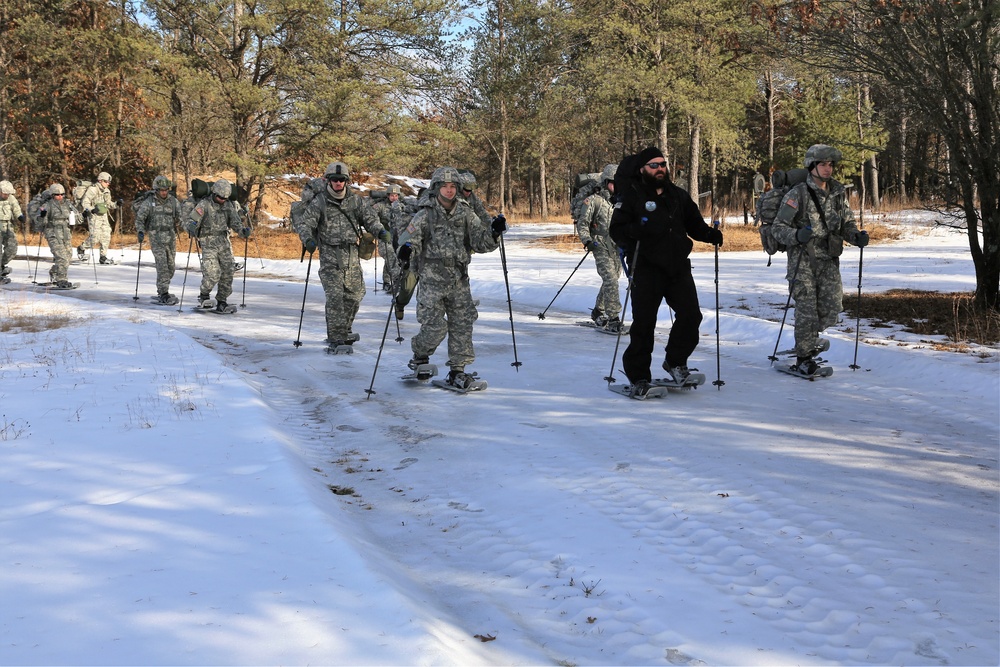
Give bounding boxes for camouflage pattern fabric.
[576,188,621,320]
[188,196,242,303]
[80,183,116,258]
[136,194,181,294]
[373,199,408,289]
[772,174,860,357]
[462,190,492,227]
[41,198,78,282]
[292,189,386,343]
[402,196,499,371]
[0,193,22,268]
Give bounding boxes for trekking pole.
[32,232,43,283]
[850,243,865,370]
[605,242,640,386]
[768,249,805,364]
[132,240,143,301]
[497,233,522,370]
[240,235,249,308]
[711,221,724,389]
[116,208,124,260]
[250,235,265,268]
[177,236,195,312]
[538,249,590,319]
[365,296,398,399]
[88,235,99,284]
[293,247,314,347]
[373,245,378,294]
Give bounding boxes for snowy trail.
[4,225,997,665]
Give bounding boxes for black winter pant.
[622,259,702,384]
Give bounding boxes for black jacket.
[610,176,714,274]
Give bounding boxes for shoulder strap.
[806,187,826,226]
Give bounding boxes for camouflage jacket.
[399,196,498,276]
[0,194,22,223]
[81,183,116,219]
[136,194,182,234]
[188,197,242,237]
[576,188,614,245]
[294,189,384,247]
[772,175,859,261]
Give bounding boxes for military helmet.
[430,166,460,188]
[211,178,232,198]
[97,171,112,182]
[601,163,618,184]
[386,184,401,195]
[0,180,15,195]
[324,161,350,179]
[49,183,66,195]
[152,175,172,190]
[458,170,477,190]
[804,144,843,169]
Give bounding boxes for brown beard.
[641,170,668,187]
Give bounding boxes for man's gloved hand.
[137,231,145,244]
[116,199,123,206]
[491,214,507,238]
[91,208,101,216]
[239,227,251,239]
[83,208,92,219]
[583,240,596,252]
[618,246,632,275]
[853,230,869,247]
[709,228,724,247]
[378,229,392,245]
[186,221,198,236]
[303,237,317,253]
[397,243,413,269]
[17,214,24,224]
[38,208,47,218]
[796,227,813,244]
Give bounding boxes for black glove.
[303,237,317,253]
[116,199,123,206]
[491,214,507,238]
[583,240,596,252]
[708,228,723,247]
[91,208,100,215]
[137,231,145,244]
[796,227,813,244]
[38,208,46,218]
[83,208,92,219]
[853,230,869,248]
[397,243,413,268]
[17,214,24,223]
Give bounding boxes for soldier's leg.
[594,247,622,319]
[96,220,112,259]
[444,279,479,370]
[411,280,448,360]
[48,232,71,282]
[199,244,221,300]
[1,224,17,267]
[343,258,367,333]
[215,242,235,303]
[318,261,350,342]
[791,267,821,358]
[816,259,845,331]
[151,242,169,294]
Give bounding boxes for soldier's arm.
[466,205,500,254]
[358,197,386,238]
[576,196,596,245]
[771,187,805,247]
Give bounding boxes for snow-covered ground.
[2,213,997,665]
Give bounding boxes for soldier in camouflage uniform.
[77,172,118,264]
[396,166,506,388]
[373,184,407,291]
[576,163,623,331]
[292,162,391,350]
[772,144,868,374]
[0,180,24,282]
[135,175,182,303]
[458,170,492,227]
[37,184,81,287]
[186,178,248,313]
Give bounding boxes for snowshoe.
[609,381,667,400]
[326,341,354,355]
[402,362,438,382]
[775,358,834,380]
[653,364,707,388]
[150,293,180,306]
[99,256,115,265]
[432,369,487,393]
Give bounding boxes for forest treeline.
[0,0,997,306]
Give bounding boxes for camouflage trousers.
[411,266,478,371]
[148,232,177,295]
[378,238,399,290]
[80,216,112,257]
[198,235,235,303]
[789,253,843,357]
[591,239,622,319]
[0,221,17,268]
[44,224,72,282]
[317,243,365,343]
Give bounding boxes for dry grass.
[843,289,1000,349]
[1,300,75,333]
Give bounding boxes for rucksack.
[132,190,157,216]
[570,173,601,220]
[289,177,326,224]
[26,190,53,233]
[72,180,93,210]
[758,168,807,264]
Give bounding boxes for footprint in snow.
[394,457,418,470]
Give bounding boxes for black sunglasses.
[328,176,348,183]
[645,160,667,170]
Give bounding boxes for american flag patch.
[406,222,416,234]
[195,207,204,215]
[785,197,798,209]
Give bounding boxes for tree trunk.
[898,114,908,202]
[688,118,701,208]
[764,69,776,167]
[539,136,548,220]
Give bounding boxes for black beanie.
[636,146,664,166]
